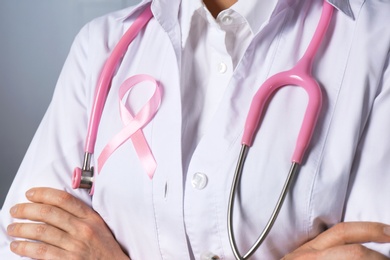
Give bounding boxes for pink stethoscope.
[72,1,334,259]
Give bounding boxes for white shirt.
[1,0,390,259]
[180,0,280,167]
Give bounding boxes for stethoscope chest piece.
[73,152,95,195]
[72,167,93,189]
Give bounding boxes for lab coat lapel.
[141,3,191,258]
[147,0,183,187]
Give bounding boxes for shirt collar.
[117,0,355,29]
[230,0,278,35]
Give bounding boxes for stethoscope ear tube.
[84,5,153,154]
[227,145,300,259]
[72,4,153,195]
[228,1,334,257]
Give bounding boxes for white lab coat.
[1,0,390,259]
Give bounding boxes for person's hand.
[282,222,390,260]
[7,187,130,260]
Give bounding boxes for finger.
[305,222,390,251]
[7,222,76,252]
[9,202,79,234]
[24,187,92,219]
[9,240,68,260]
[10,201,109,240]
[319,244,390,260]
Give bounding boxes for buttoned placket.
[183,7,253,259]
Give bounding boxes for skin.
[203,0,237,18]
[7,188,129,260]
[282,222,390,260]
[7,188,390,259]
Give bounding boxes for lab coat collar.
[240,0,355,36]
[116,0,152,20]
[117,0,181,30]
[327,0,355,20]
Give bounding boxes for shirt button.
[221,15,233,25]
[192,172,208,190]
[218,62,227,74]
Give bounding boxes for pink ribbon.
[97,74,161,179]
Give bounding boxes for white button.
[221,15,233,25]
[200,252,220,260]
[218,62,227,74]
[192,172,208,190]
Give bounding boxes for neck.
[203,0,238,18]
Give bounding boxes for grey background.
[0,0,139,207]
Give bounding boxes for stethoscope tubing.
[72,5,153,193]
[228,146,299,259]
[85,6,153,154]
[227,1,334,258]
